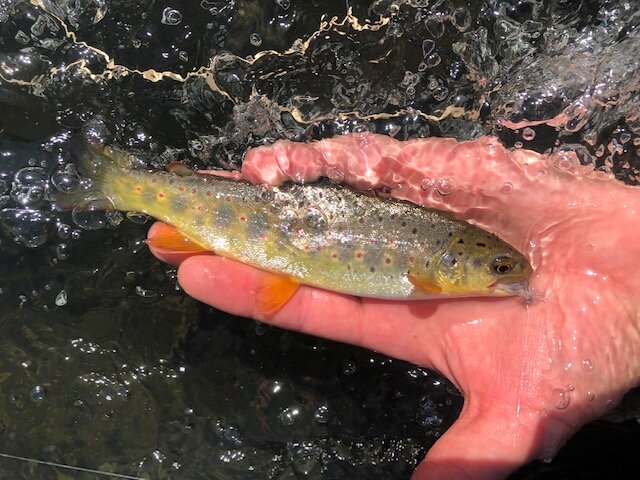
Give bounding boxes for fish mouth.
[490,280,530,296]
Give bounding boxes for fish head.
[410,229,533,296]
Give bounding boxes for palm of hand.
[150,134,640,480]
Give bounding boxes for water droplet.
[420,177,433,190]
[435,178,455,196]
[249,32,262,47]
[585,391,595,401]
[55,289,68,306]
[275,0,291,10]
[313,405,329,423]
[522,127,536,141]
[581,358,594,372]
[425,52,441,68]
[30,385,46,402]
[161,7,182,25]
[254,321,267,336]
[279,405,301,426]
[551,387,570,410]
[514,141,523,149]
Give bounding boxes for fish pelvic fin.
[145,222,209,254]
[256,273,300,317]
[407,271,443,294]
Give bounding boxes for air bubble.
[522,127,535,141]
[56,243,70,260]
[420,177,433,190]
[161,7,182,26]
[313,405,329,423]
[425,16,445,38]
[435,178,455,196]
[0,208,49,248]
[57,223,71,239]
[551,387,570,410]
[29,385,46,402]
[55,289,68,306]
[425,52,441,68]
[249,33,262,47]
[422,39,435,57]
[342,360,356,375]
[500,182,513,194]
[581,358,594,372]
[11,167,48,206]
[301,206,328,231]
[451,8,471,32]
[275,0,291,10]
[279,405,301,426]
[72,196,115,230]
[126,212,149,224]
[51,165,81,193]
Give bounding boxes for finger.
[175,254,521,372]
[412,402,536,480]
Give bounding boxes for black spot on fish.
[448,232,453,237]
[378,216,383,222]
[476,242,486,247]
[370,266,375,273]
[457,239,464,244]
[401,221,407,227]
[435,240,441,246]
[412,228,418,234]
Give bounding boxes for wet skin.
[149,133,640,480]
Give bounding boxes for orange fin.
[256,273,300,317]
[407,271,443,294]
[146,223,209,253]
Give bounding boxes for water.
[1,0,640,478]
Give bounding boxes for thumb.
[412,403,537,480]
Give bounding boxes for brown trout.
[59,141,533,315]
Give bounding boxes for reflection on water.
[1,0,639,478]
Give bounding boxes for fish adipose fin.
[145,223,209,254]
[407,271,443,294]
[256,273,300,317]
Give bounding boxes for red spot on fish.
[192,188,197,194]
[197,205,203,212]
[295,227,303,235]
[356,251,363,258]
[135,186,142,192]
[388,239,396,246]
[206,191,212,196]
[240,215,247,222]
[316,245,322,252]
[304,245,310,251]
[226,196,231,202]
[178,186,185,192]
[409,256,415,263]
[331,252,338,258]
[385,257,392,264]
[158,192,165,199]
[370,239,376,245]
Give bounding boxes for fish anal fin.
[407,271,443,294]
[256,273,300,317]
[146,223,209,254]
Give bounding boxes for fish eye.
[492,256,514,274]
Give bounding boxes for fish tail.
[52,136,131,212]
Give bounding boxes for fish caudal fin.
[52,136,127,211]
[145,223,209,254]
[256,273,300,317]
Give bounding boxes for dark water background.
[1,0,640,478]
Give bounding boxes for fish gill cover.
[0,0,639,479]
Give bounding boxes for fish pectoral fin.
[256,273,300,317]
[145,223,209,254]
[166,161,194,176]
[407,271,443,294]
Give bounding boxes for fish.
[56,140,533,316]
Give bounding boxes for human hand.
[149,133,640,480]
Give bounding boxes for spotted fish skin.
[65,143,533,300]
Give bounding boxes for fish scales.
[63,143,533,300]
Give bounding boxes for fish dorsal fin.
[146,223,209,253]
[256,273,300,317]
[407,270,443,294]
